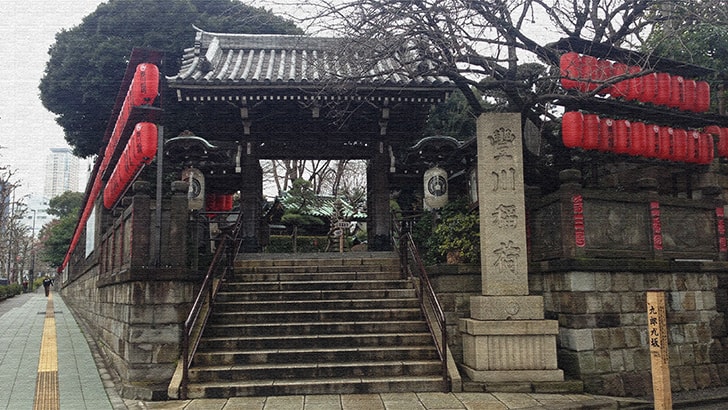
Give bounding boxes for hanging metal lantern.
[182,167,205,211]
[424,166,448,210]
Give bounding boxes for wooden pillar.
[240,152,262,252]
[367,143,392,251]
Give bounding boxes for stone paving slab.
[126,391,622,409]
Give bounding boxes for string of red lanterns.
[103,122,159,209]
[562,111,728,164]
[560,52,711,112]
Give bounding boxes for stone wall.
[60,182,197,400]
[427,264,481,364]
[63,269,196,399]
[529,261,728,396]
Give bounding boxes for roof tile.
[168,28,452,89]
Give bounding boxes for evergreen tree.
[40,0,301,158]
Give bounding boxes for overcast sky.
[0,0,301,201]
[0,1,103,199]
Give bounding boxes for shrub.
[411,198,480,264]
[266,235,332,253]
[0,283,23,300]
[434,211,480,263]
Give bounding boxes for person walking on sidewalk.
[42,276,54,297]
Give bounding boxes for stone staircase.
[184,252,446,398]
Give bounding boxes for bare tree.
[264,0,718,124]
[263,159,367,199]
[0,158,31,283]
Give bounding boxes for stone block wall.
[61,182,196,400]
[529,262,728,397]
[63,269,196,399]
[427,264,481,364]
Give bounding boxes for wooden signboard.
[647,290,672,410]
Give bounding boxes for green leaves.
[39,0,300,158]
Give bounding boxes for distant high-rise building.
[44,148,79,199]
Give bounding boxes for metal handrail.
[392,219,450,391]
[180,210,243,399]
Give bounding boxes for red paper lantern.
[658,126,673,160]
[561,111,584,148]
[629,122,646,156]
[686,130,700,163]
[695,81,711,112]
[640,73,658,104]
[583,114,600,150]
[559,52,581,90]
[654,73,671,106]
[672,129,688,162]
[205,193,217,214]
[644,124,661,158]
[599,118,616,151]
[668,76,684,109]
[625,66,643,101]
[698,132,714,164]
[681,79,697,112]
[103,122,158,209]
[614,120,630,154]
[130,63,160,106]
[579,55,599,92]
[610,63,628,98]
[128,122,158,165]
[594,59,613,95]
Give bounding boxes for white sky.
[0,1,103,199]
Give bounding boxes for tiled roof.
[168,27,453,93]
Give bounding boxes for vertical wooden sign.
[647,290,672,410]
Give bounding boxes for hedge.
[0,283,23,300]
[265,235,355,253]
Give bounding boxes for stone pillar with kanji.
[460,113,563,383]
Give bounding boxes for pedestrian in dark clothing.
[43,277,54,297]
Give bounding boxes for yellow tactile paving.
[33,293,60,410]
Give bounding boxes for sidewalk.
[0,290,633,409]
[0,289,122,409]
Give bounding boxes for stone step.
[187,254,445,397]
[215,288,416,302]
[185,375,445,398]
[188,360,442,382]
[235,264,400,274]
[230,270,400,282]
[220,279,413,292]
[212,298,420,312]
[208,308,423,324]
[198,332,434,349]
[234,253,399,268]
[192,346,440,366]
[201,320,429,337]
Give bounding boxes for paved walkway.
[0,290,635,409]
[0,289,118,409]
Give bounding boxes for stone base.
[461,366,564,383]
[470,295,545,320]
[461,318,563,383]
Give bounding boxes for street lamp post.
[28,209,36,290]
